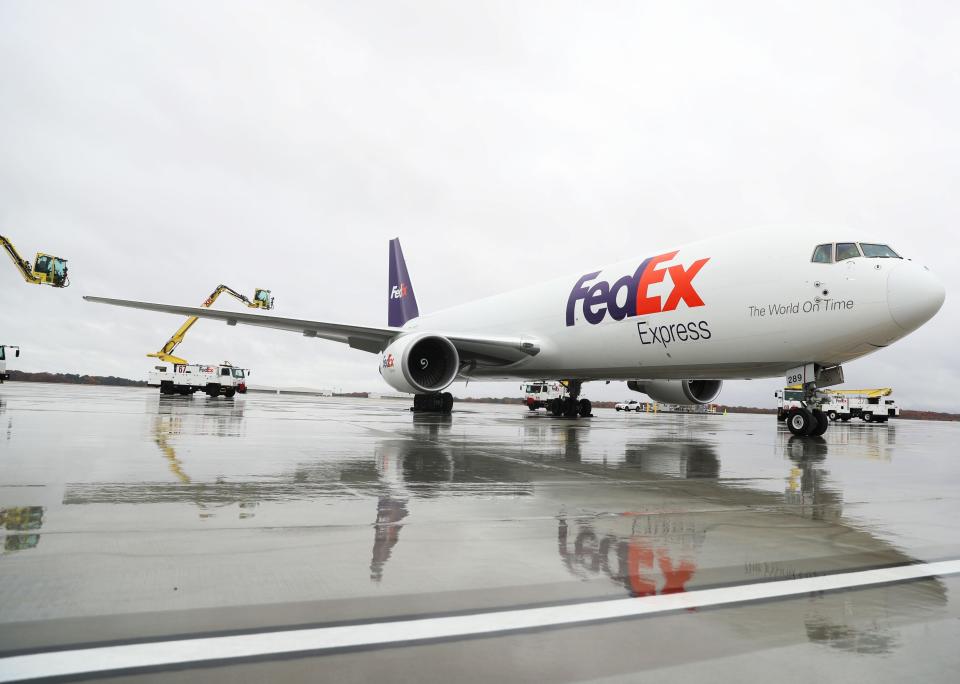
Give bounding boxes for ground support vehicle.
[149,284,274,365]
[1,234,69,287]
[149,363,249,398]
[776,387,898,424]
[0,345,19,382]
[522,381,592,417]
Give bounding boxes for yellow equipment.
[786,385,892,398]
[1,234,69,287]
[148,285,275,365]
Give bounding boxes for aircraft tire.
[810,409,829,436]
[578,399,592,417]
[441,392,454,414]
[787,408,815,436]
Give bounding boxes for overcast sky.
[1,1,957,409]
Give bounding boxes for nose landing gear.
[786,407,829,437]
[786,366,843,437]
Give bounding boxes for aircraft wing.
[83,296,539,364]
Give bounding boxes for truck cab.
[0,345,19,382]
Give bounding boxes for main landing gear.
[547,380,592,418]
[412,392,454,414]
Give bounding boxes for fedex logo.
[391,283,409,300]
[566,251,710,326]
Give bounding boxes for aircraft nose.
[887,261,946,332]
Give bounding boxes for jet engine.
[627,379,722,405]
[379,333,460,394]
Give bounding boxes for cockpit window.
[811,244,833,263]
[859,243,901,258]
[835,242,861,261]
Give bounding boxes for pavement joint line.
[2,559,959,682]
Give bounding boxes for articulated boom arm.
[148,285,275,365]
[1,234,69,287]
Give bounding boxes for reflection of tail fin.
[388,238,420,327]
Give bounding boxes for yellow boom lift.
[149,285,274,365]
[1,234,69,287]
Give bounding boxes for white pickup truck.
[149,362,249,398]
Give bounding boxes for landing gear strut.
[412,392,454,414]
[548,381,592,418]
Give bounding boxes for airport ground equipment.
[523,381,568,411]
[0,345,20,382]
[615,399,643,412]
[1,235,69,287]
[520,380,591,417]
[148,285,274,365]
[776,387,898,424]
[148,362,249,397]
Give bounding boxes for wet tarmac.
[1,383,959,682]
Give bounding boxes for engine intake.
[627,379,722,405]
[380,334,460,394]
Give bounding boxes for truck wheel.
[528,404,537,411]
[863,412,873,423]
[206,383,221,398]
[224,388,236,398]
[787,408,815,436]
[826,411,838,421]
[160,382,174,395]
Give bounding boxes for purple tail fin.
[388,238,419,327]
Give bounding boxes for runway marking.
[2,559,959,682]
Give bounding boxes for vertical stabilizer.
[388,238,419,327]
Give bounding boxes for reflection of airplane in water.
[554,433,944,656]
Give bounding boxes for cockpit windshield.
[811,244,833,263]
[811,242,902,263]
[835,243,861,261]
[860,243,901,258]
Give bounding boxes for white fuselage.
[401,230,944,382]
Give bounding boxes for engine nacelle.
[627,379,723,405]
[379,333,460,394]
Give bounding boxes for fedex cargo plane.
[85,230,945,435]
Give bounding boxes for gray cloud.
[1,1,957,409]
